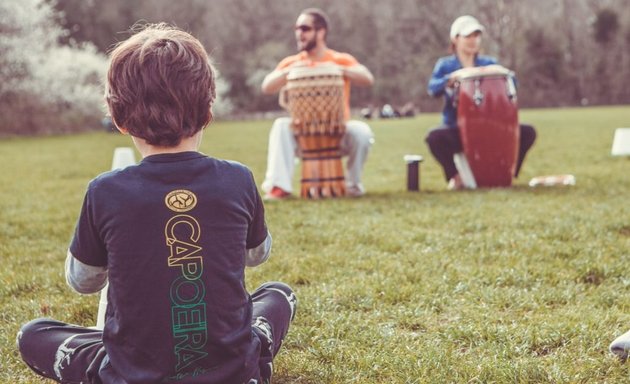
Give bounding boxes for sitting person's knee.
[343,122,374,151]
[17,318,50,351]
[520,124,537,147]
[270,117,292,132]
[261,281,294,296]
[425,129,441,147]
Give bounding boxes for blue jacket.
[427,55,498,127]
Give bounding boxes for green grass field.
[2,106,630,383]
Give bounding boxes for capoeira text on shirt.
[165,213,208,374]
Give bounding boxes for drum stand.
[296,133,346,198]
[453,153,478,189]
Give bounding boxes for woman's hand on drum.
[446,72,461,88]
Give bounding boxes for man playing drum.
[425,15,537,190]
[261,7,374,199]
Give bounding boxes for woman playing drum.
[425,15,537,190]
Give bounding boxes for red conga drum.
[279,66,346,198]
[454,65,519,187]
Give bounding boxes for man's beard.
[299,36,317,52]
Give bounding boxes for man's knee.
[346,120,374,147]
[269,117,296,148]
[268,117,292,140]
[271,117,292,131]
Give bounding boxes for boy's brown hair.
[106,23,216,147]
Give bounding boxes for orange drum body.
[455,66,519,187]
[280,66,346,198]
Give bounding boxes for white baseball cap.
[450,15,485,40]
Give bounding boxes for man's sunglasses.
[295,25,316,32]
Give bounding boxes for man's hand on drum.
[262,61,311,95]
[339,64,374,87]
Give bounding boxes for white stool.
[111,147,137,169]
[611,128,630,156]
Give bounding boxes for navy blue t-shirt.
[69,151,267,383]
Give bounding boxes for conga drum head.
[453,65,513,80]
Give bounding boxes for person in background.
[425,15,536,190]
[260,7,374,199]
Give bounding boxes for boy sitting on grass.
[17,23,296,384]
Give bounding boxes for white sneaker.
[447,175,465,191]
[610,329,630,360]
[345,184,365,197]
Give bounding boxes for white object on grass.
[453,152,477,189]
[610,329,630,360]
[528,174,576,187]
[611,128,630,156]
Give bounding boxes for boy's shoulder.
[210,157,253,178]
[87,154,255,193]
[90,167,130,186]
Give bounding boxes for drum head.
[286,65,343,81]
[454,65,512,80]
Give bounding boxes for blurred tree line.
[2,0,630,135]
[0,0,106,135]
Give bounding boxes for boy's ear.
[117,126,129,135]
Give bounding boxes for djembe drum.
[454,65,519,187]
[280,66,346,198]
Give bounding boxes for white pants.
[261,117,374,193]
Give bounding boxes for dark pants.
[425,124,537,182]
[17,282,296,384]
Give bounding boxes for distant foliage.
[38,0,630,114]
[593,9,619,44]
[212,72,234,118]
[0,0,233,136]
[0,0,107,135]
[3,0,630,135]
